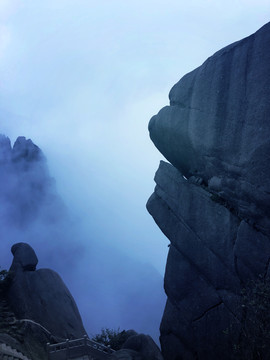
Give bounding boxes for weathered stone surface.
[147,162,247,359]
[147,22,270,360]
[149,22,270,234]
[7,243,86,340]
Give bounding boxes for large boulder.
[7,243,86,341]
[147,22,270,360]
[111,333,163,360]
[10,243,38,272]
[149,22,270,234]
[122,333,163,360]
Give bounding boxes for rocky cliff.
[147,22,270,359]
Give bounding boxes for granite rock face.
[149,22,270,234]
[147,23,270,359]
[7,243,86,340]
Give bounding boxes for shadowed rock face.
[147,23,270,360]
[149,22,270,234]
[10,243,38,271]
[7,243,86,340]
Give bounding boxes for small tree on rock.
[92,328,129,350]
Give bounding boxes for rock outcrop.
[10,243,38,272]
[7,243,86,341]
[149,22,270,234]
[147,22,270,359]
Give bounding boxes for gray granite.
[147,22,270,360]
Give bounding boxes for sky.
[0,0,270,341]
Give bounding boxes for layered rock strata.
[147,22,270,359]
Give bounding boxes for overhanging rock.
[147,22,270,360]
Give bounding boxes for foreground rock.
[7,243,86,341]
[147,22,270,359]
[149,22,270,234]
[111,333,163,360]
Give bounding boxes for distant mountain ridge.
[0,134,165,343]
[0,135,64,229]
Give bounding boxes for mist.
[0,0,269,343]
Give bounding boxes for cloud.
[0,0,21,56]
[0,0,20,19]
[0,0,269,342]
[0,24,10,57]
[1,0,269,273]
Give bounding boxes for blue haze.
[0,0,269,342]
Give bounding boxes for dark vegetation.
[238,277,270,360]
[0,269,13,293]
[225,276,270,360]
[0,268,47,360]
[92,327,130,350]
[0,268,22,340]
[0,269,18,335]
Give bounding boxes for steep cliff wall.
[147,22,270,359]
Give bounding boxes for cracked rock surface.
[147,22,270,360]
[149,22,270,234]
